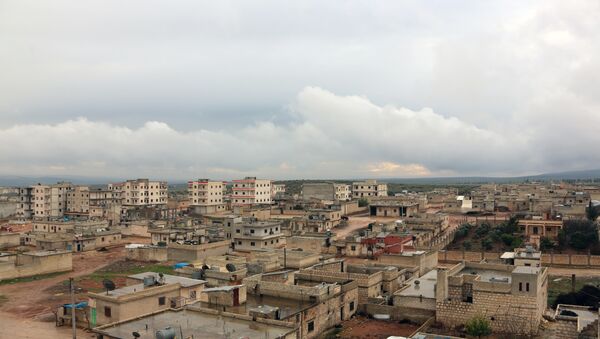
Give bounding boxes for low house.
[0,250,72,280]
[88,273,206,327]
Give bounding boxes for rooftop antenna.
[102,279,116,295]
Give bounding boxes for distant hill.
[0,168,598,187]
[383,169,600,184]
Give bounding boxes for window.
[250,242,255,246]
[526,283,530,292]
[236,229,240,233]
[104,306,112,317]
[349,301,355,311]
[158,296,166,306]
[350,245,356,251]
[519,282,523,291]
[308,320,315,332]
[189,290,197,299]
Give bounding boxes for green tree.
[481,237,493,251]
[500,234,514,246]
[540,237,554,250]
[358,198,369,207]
[587,201,600,221]
[463,241,472,251]
[465,315,492,338]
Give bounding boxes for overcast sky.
[1,1,599,180]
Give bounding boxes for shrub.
[562,220,599,250]
[465,315,492,338]
[540,237,555,250]
[358,198,369,207]
[463,241,472,251]
[500,234,514,246]
[481,237,493,251]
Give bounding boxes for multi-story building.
[271,184,286,198]
[435,261,548,335]
[65,185,90,216]
[108,179,167,206]
[18,182,73,219]
[232,219,284,251]
[231,177,272,206]
[352,180,387,199]
[302,182,351,201]
[16,187,33,219]
[188,179,226,214]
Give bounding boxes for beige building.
[108,179,167,206]
[436,262,548,335]
[18,182,73,219]
[0,250,72,280]
[231,177,272,206]
[65,185,90,216]
[352,179,387,199]
[271,183,286,198]
[302,182,351,201]
[88,272,206,326]
[187,179,226,213]
[232,220,284,251]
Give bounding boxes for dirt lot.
[339,317,420,338]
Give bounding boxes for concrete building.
[435,261,548,335]
[108,179,167,206]
[88,273,206,326]
[232,219,284,251]
[92,307,298,339]
[231,177,272,206]
[65,185,90,216]
[238,272,358,339]
[302,182,351,201]
[368,200,419,217]
[352,179,387,199]
[271,183,286,198]
[18,182,73,219]
[0,250,72,280]
[187,179,226,214]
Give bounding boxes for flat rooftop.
[397,269,437,299]
[94,308,295,339]
[128,272,206,288]
[457,267,512,283]
[197,293,314,320]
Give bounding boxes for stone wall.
[167,240,229,262]
[364,303,434,323]
[440,250,600,268]
[0,251,72,280]
[126,246,168,262]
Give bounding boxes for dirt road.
[0,244,133,338]
[334,215,374,240]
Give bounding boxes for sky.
[1,0,599,180]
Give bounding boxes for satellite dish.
[102,279,116,295]
[225,263,236,272]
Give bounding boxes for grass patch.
[548,276,600,306]
[77,261,175,283]
[0,271,66,285]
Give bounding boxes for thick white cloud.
[2,86,593,180]
[0,1,599,179]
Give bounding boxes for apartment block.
[65,185,90,216]
[187,179,226,213]
[108,179,167,206]
[352,179,387,199]
[18,182,73,219]
[271,183,286,198]
[303,182,351,201]
[231,177,272,206]
[232,219,284,251]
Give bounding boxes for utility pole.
[70,277,77,339]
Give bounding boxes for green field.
[547,275,600,306]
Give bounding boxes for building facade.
[108,179,167,206]
[188,179,226,213]
[352,180,387,199]
[231,177,272,206]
